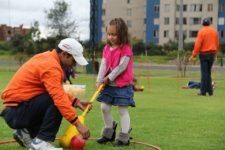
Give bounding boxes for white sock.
[118,106,130,133]
[101,103,113,128]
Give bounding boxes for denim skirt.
[97,85,135,107]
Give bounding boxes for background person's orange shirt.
[1,50,78,124]
[192,26,219,57]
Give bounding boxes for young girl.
[96,18,134,146]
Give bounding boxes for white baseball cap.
[58,38,88,65]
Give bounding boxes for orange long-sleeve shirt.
[1,50,78,125]
[192,26,219,57]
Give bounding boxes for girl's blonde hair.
[106,18,130,46]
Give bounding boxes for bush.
[131,38,145,55]
[167,50,179,59]
[146,42,164,55]
[0,41,11,51]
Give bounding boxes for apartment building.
[157,0,218,45]
[91,0,225,45]
[101,0,146,41]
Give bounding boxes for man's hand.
[76,100,92,112]
[214,55,218,62]
[189,55,196,62]
[75,121,90,139]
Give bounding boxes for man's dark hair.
[202,18,211,26]
[56,47,63,53]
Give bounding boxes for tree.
[45,0,79,39]
[30,21,41,41]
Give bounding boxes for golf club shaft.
[81,84,104,117]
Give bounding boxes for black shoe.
[97,121,117,144]
[113,140,130,147]
[208,93,213,96]
[97,136,112,144]
[197,93,206,96]
[97,136,111,144]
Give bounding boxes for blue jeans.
[199,53,215,95]
[1,93,62,141]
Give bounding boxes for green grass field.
[0,68,225,150]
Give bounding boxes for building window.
[190,4,202,12]
[154,5,160,13]
[154,18,159,25]
[209,17,213,24]
[175,18,179,24]
[175,18,187,25]
[190,17,201,25]
[207,4,213,11]
[189,31,198,38]
[164,4,170,12]
[164,17,170,25]
[175,31,179,39]
[175,30,186,39]
[176,4,187,12]
[164,30,169,38]
[219,4,225,12]
[102,20,105,27]
[144,18,146,24]
[218,17,225,25]
[153,30,159,38]
[127,8,132,16]
[127,20,132,27]
[183,18,187,24]
[102,9,106,16]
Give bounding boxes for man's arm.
[192,31,203,57]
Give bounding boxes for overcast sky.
[0,0,90,41]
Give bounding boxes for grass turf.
[0,70,225,150]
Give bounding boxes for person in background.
[131,78,144,92]
[182,81,215,89]
[189,18,219,96]
[96,18,134,146]
[1,38,91,150]
[63,67,75,84]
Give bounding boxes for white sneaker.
[13,128,32,147]
[29,138,63,150]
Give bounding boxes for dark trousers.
[199,53,215,95]
[188,81,201,89]
[1,93,62,141]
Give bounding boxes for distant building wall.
[159,0,218,45]
[101,0,146,41]
[0,24,30,41]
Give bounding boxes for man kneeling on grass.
[0,38,91,150]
